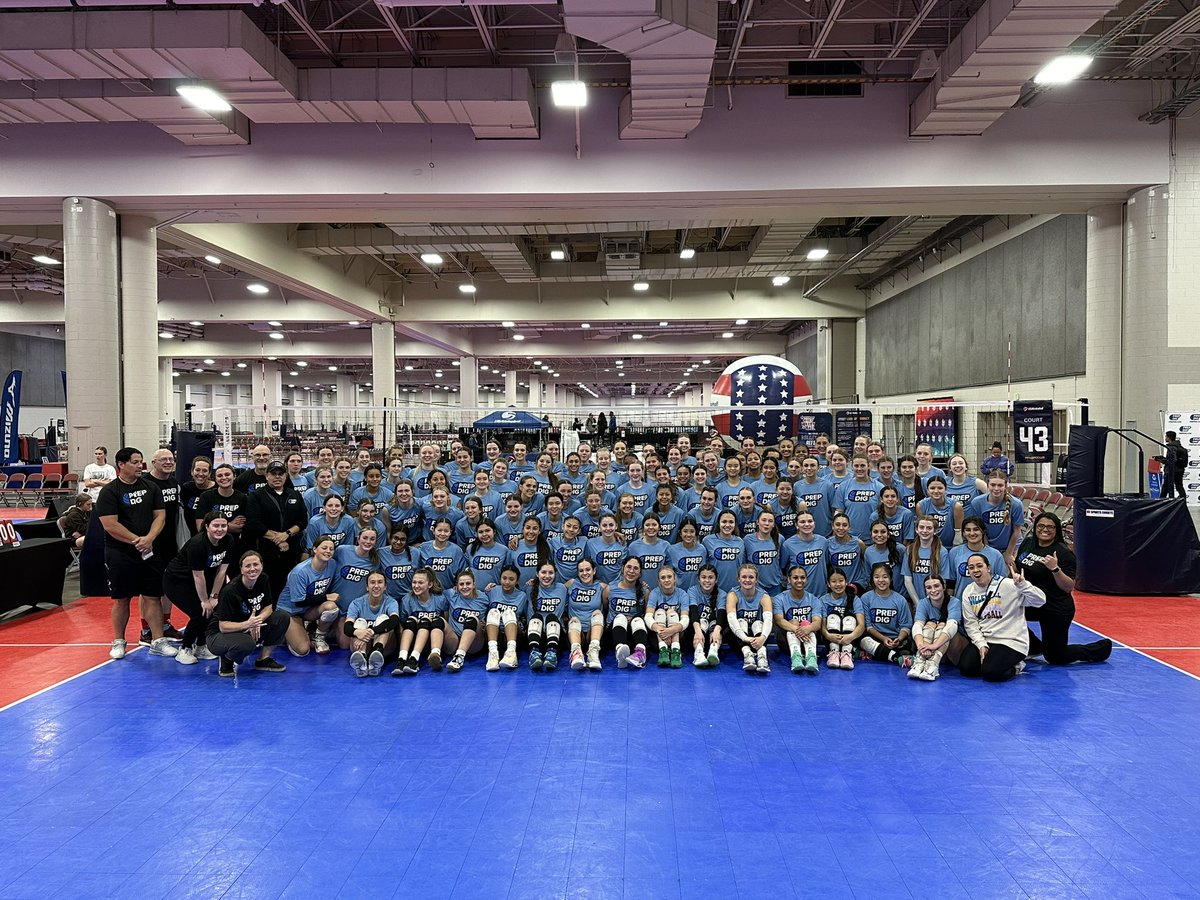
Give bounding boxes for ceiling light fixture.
[203,255,221,266]
[176,84,232,112]
[551,79,588,108]
[296,361,308,367]
[420,252,444,265]
[735,318,749,325]
[679,248,696,260]
[247,283,270,294]
[772,276,791,287]
[512,334,525,341]
[633,282,649,292]
[581,323,590,329]
[236,362,247,368]
[806,248,830,261]
[550,249,566,261]
[459,284,477,294]
[722,332,734,339]
[631,333,643,340]
[32,255,60,265]
[502,321,515,328]
[328,365,338,371]
[189,320,202,326]
[267,320,282,327]
[159,331,173,339]
[194,367,204,373]
[268,332,284,340]
[1034,54,1093,84]
[348,320,359,326]
[203,358,214,364]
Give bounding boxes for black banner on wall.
[1014,401,1054,463]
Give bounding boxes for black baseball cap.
[266,460,287,474]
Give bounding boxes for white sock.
[571,642,581,653]
[786,632,802,654]
[488,640,498,652]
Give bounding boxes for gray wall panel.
[0,332,66,406]
[865,216,1086,396]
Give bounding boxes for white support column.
[372,322,397,447]
[459,356,478,418]
[528,374,541,408]
[63,197,121,466]
[159,359,175,430]
[120,215,160,452]
[505,370,518,406]
[1086,203,1125,488]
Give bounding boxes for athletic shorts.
[106,548,163,600]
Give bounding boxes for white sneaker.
[195,645,217,661]
[109,639,127,660]
[707,643,720,667]
[1013,660,1026,676]
[368,650,385,677]
[908,656,926,680]
[500,646,518,670]
[486,649,500,672]
[312,632,330,655]
[175,646,198,666]
[922,658,941,681]
[616,644,630,669]
[587,644,602,671]
[149,637,178,658]
[350,650,368,678]
[742,650,756,672]
[693,646,707,667]
[755,647,770,674]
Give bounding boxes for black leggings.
[611,616,646,648]
[526,615,562,652]
[208,609,291,662]
[1025,603,1097,665]
[163,578,211,650]
[958,642,1026,682]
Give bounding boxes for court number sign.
[1014,401,1054,464]
[0,519,19,546]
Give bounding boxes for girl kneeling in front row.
[909,574,961,682]
[345,572,399,678]
[609,556,650,669]
[725,563,774,674]
[858,562,916,666]
[393,567,450,676]
[821,568,864,670]
[774,565,822,675]
[445,570,489,673]
[527,561,569,672]
[689,564,724,667]
[566,558,608,671]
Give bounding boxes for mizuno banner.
[1,370,22,465]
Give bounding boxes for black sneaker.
[1086,639,1114,663]
[219,657,236,678]
[254,657,286,673]
[139,629,153,647]
[162,625,185,642]
[404,657,420,675]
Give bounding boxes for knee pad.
[749,619,763,637]
[354,617,369,631]
[860,635,880,655]
[372,615,390,629]
[630,616,647,633]
[403,617,420,633]
[546,619,561,640]
[527,617,544,636]
[613,614,629,629]
[318,608,340,625]
[486,608,501,627]
[653,609,667,628]
[430,616,446,631]
[500,608,517,628]
[568,616,581,632]
[666,609,679,627]
[590,610,605,632]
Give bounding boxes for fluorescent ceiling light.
[328,365,338,371]
[176,84,232,112]
[633,282,649,292]
[236,362,247,368]
[247,283,270,294]
[806,248,830,261]
[204,255,221,265]
[631,334,644,340]
[459,284,477,294]
[159,331,173,339]
[267,320,282,327]
[581,323,590,329]
[221,371,230,377]
[420,252,444,265]
[296,361,308,367]
[203,358,214,364]
[659,321,668,327]
[267,356,277,361]
[289,371,298,376]
[512,334,525,341]
[172,372,179,377]
[32,255,60,265]
[551,80,588,108]
[451,360,461,367]
[1034,54,1093,84]
[502,320,515,328]
[735,318,749,325]
[189,320,203,327]
[722,332,734,339]
[679,248,696,260]
[772,276,791,287]
[269,333,284,341]
[404,365,414,371]
[702,359,711,364]
[348,320,359,326]
[550,249,566,261]
[193,367,204,373]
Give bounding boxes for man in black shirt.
[234,444,272,494]
[1159,431,1190,499]
[143,448,185,643]
[245,460,308,603]
[95,447,175,660]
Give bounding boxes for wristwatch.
[1048,566,1061,573]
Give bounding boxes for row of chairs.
[0,472,79,507]
[1011,484,1074,544]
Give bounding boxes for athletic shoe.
[219,657,235,677]
[693,647,708,668]
[446,653,464,673]
[109,639,127,660]
[403,657,419,675]
[149,637,178,658]
[658,645,671,667]
[312,632,330,655]
[544,648,558,672]
[790,650,805,674]
[318,608,340,626]
[500,646,518,670]
[670,647,683,669]
[840,647,855,670]
[587,645,602,671]
[368,650,385,676]
[570,647,586,670]
[1013,660,1026,676]
[896,654,916,670]
[908,656,926,680]
[707,643,720,667]
[529,648,543,671]
[921,658,940,682]
[139,629,152,647]
[629,647,647,669]
[742,651,757,672]
[428,649,443,672]
[195,645,217,661]
[1086,639,1114,662]
[162,625,185,642]
[616,644,630,669]
[486,649,500,672]
[350,650,369,678]
[825,646,841,669]
[804,652,819,675]
[175,646,197,666]
[254,657,286,673]
[755,647,770,674]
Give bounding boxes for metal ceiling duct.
[562,0,718,139]
[909,0,1118,136]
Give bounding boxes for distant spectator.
[82,446,116,502]
[59,493,92,549]
[980,441,1015,479]
[1156,431,1189,499]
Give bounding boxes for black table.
[15,520,61,541]
[0,537,73,619]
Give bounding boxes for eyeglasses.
[1035,523,1056,530]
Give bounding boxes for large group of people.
[92,430,1112,680]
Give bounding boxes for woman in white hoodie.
[957,552,1046,682]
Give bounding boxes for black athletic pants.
[1025,604,1106,665]
[958,642,1026,682]
[208,609,290,662]
[163,578,210,650]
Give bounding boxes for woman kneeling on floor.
[955,553,1046,682]
[209,551,290,676]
